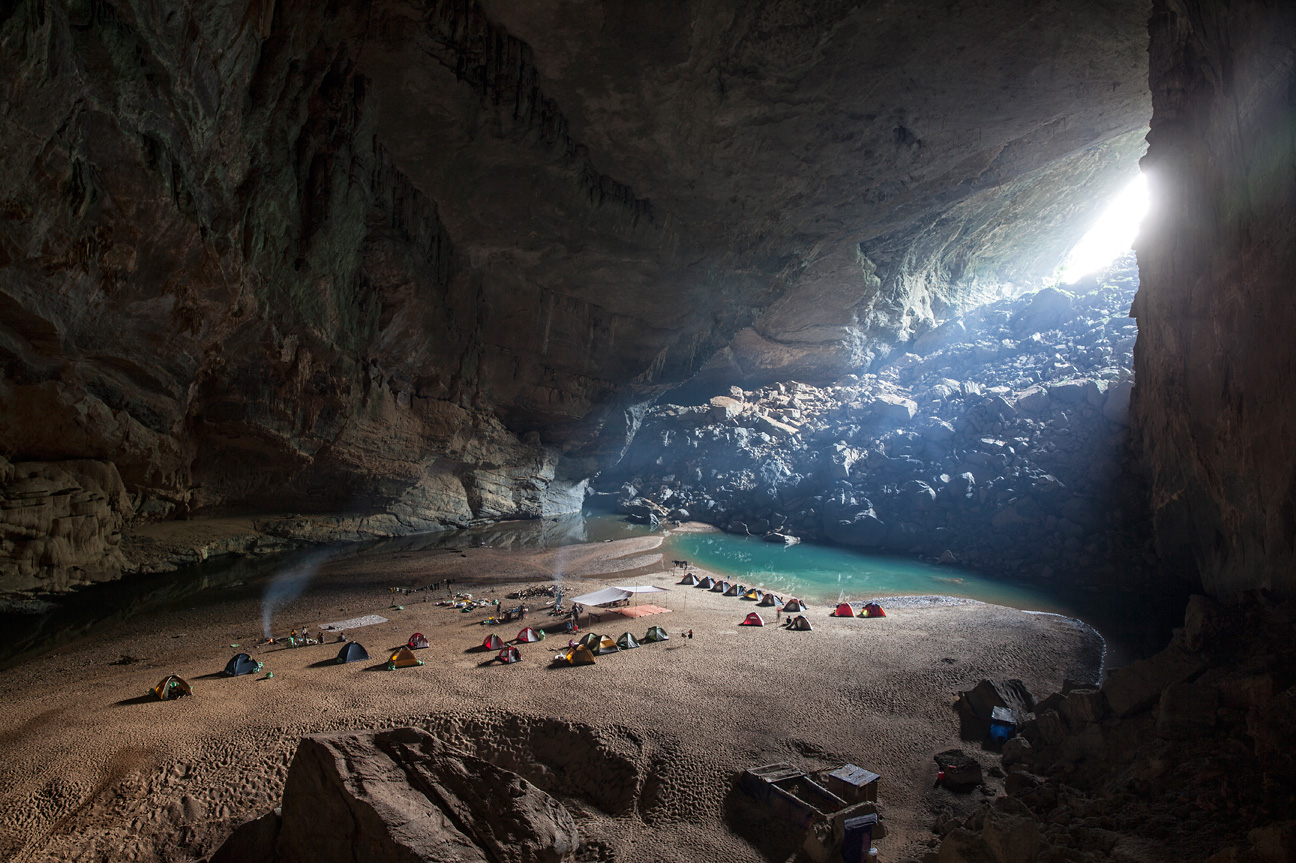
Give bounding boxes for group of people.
[670,560,692,569]
[262,626,348,647]
[388,578,457,597]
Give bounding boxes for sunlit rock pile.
[931,592,1296,863]
[595,255,1161,591]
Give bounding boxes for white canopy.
[569,585,672,606]
[569,587,632,606]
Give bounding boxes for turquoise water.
[476,510,1083,617]
[658,529,1072,615]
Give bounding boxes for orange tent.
[387,646,423,669]
[833,602,856,617]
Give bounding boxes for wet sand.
[0,530,1102,863]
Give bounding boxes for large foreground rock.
[214,727,578,863]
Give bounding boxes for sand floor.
[0,529,1102,863]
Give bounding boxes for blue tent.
[335,642,370,664]
[223,653,262,676]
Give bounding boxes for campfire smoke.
[261,549,333,638]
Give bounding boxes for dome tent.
[335,642,370,664]
[223,653,262,677]
[387,646,423,669]
[559,645,596,665]
[153,674,192,700]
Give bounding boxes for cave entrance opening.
[1057,173,1149,284]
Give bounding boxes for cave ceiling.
[0,0,1150,517]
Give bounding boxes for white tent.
[625,586,670,594]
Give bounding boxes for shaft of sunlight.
[1058,174,1150,284]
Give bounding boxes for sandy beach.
[0,529,1102,863]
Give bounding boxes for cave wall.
[1133,0,1296,597]
[0,0,1153,593]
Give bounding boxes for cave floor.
[0,534,1100,863]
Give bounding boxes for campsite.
[0,528,1103,863]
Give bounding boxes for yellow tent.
[595,636,620,655]
[153,674,192,700]
[563,645,596,666]
[387,646,424,669]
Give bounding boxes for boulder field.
[595,256,1171,597]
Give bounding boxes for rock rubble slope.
[597,256,1167,595]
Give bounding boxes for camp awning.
[570,587,632,606]
[570,585,671,606]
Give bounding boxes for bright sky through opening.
[1058,174,1149,283]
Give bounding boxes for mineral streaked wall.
[1133,0,1296,596]
[0,0,1151,593]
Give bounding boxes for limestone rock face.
[0,456,132,592]
[1132,0,1296,597]
[0,0,1150,592]
[213,727,579,863]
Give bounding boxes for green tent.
[643,625,670,642]
[616,632,641,649]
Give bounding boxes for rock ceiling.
[0,0,1154,588]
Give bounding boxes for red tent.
[407,632,429,649]
[496,646,522,664]
[740,612,765,626]
[482,633,504,650]
[516,627,543,643]
[862,602,886,618]
[833,602,856,617]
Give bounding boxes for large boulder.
[214,728,579,863]
[824,511,889,547]
[955,679,1036,740]
[871,395,918,424]
[1012,287,1075,334]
